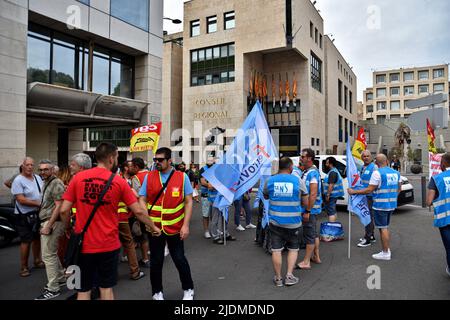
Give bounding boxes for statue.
[394,123,412,173]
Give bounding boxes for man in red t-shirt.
[60,143,161,300]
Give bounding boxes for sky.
[163,0,450,101]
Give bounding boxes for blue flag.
[203,101,278,218]
[254,162,272,228]
[346,142,371,227]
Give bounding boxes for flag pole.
[348,210,351,259]
[223,208,227,246]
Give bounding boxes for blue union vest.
[360,162,377,198]
[372,167,400,211]
[267,174,302,229]
[323,167,344,198]
[301,167,323,215]
[432,170,450,228]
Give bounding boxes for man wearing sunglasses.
[139,148,195,300]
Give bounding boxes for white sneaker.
[204,231,211,239]
[372,250,391,261]
[152,292,164,300]
[183,289,194,300]
[245,223,257,229]
[164,245,169,257]
[236,225,245,231]
[120,255,128,263]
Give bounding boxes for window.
[349,91,353,114]
[376,88,386,97]
[418,70,429,80]
[377,101,386,111]
[207,16,217,33]
[339,116,343,142]
[315,28,318,44]
[190,20,200,37]
[310,52,322,92]
[111,0,149,31]
[404,86,415,96]
[316,139,320,146]
[27,33,51,84]
[366,92,373,101]
[344,86,348,109]
[433,68,445,79]
[390,87,400,97]
[319,34,323,49]
[419,84,429,94]
[345,119,348,142]
[310,22,314,38]
[52,39,76,88]
[390,101,400,111]
[390,73,400,82]
[338,80,343,106]
[434,83,445,93]
[311,138,315,146]
[376,74,386,84]
[191,43,235,87]
[224,11,235,30]
[404,72,414,81]
[367,105,373,113]
[350,121,353,136]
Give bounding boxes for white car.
[291,155,415,207]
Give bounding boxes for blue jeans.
[439,225,450,268]
[325,197,338,217]
[233,198,252,226]
[373,210,393,229]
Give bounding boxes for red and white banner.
[429,152,444,179]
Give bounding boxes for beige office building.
[362,65,449,124]
[162,0,358,162]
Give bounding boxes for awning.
[27,83,149,128]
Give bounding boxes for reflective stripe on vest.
[323,167,344,198]
[267,174,302,228]
[432,171,450,228]
[146,170,185,235]
[300,168,323,215]
[373,167,399,211]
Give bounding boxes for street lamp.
[164,17,182,24]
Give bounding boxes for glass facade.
[110,0,149,31]
[89,127,132,148]
[191,43,235,87]
[27,23,134,98]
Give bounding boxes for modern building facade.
[362,64,449,123]
[163,0,357,164]
[0,0,164,203]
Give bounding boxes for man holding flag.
[349,154,401,261]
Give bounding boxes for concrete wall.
[26,121,58,163]
[0,0,28,203]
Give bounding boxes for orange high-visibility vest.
[146,170,185,235]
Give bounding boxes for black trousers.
[149,232,194,295]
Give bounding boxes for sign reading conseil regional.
[130,122,162,153]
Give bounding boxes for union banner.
[130,122,162,153]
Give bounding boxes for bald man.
[349,154,401,261]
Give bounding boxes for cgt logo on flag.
[351,173,360,187]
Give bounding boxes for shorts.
[14,212,40,243]
[373,210,393,229]
[325,198,338,217]
[303,214,318,245]
[201,197,212,218]
[78,249,120,292]
[269,224,301,252]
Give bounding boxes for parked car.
[0,204,19,247]
[291,155,415,207]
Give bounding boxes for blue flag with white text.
[346,142,371,227]
[203,101,278,218]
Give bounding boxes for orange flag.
[254,72,259,100]
[352,127,367,160]
[262,75,268,99]
[249,70,254,98]
[279,74,283,102]
[293,72,298,100]
[427,119,437,153]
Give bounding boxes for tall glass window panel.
[27,36,50,83]
[390,87,400,97]
[111,0,149,31]
[433,69,444,79]
[207,16,217,34]
[418,70,429,80]
[404,72,414,81]
[390,101,400,111]
[419,84,429,94]
[92,53,110,95]
[191,20,200,37]
[434,83,444,93]
[224,11,235,30]
[52,43,76,88]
